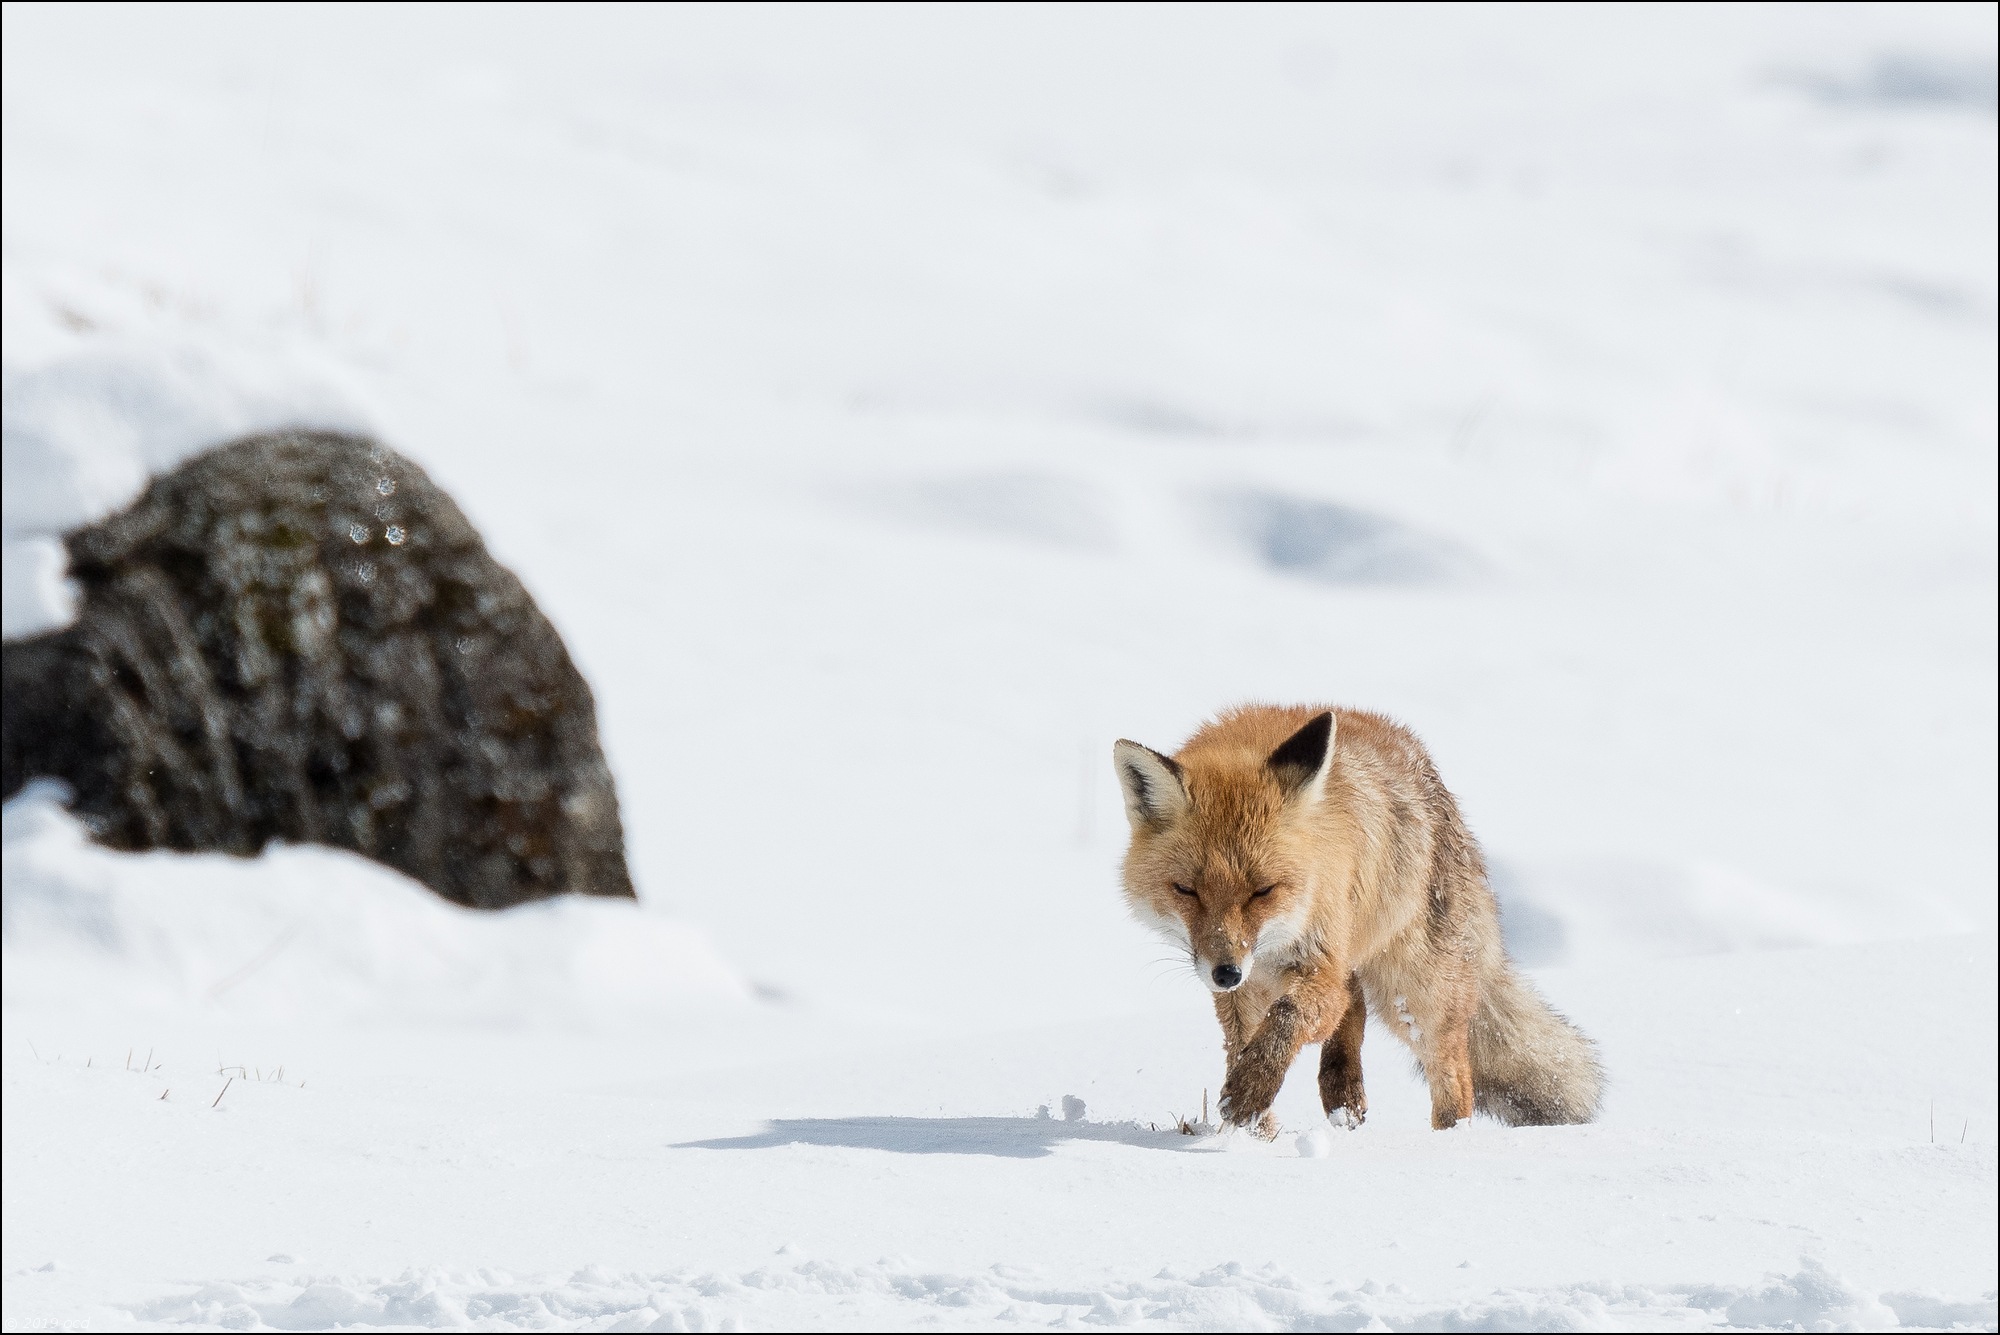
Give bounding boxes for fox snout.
[1198,929,1252,992]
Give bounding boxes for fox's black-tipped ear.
[1267,711,1337,804]
[1112,739,1188,832]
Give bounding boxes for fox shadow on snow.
[676,1115,1212,1160]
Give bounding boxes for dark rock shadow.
[676,1115,1209,1159]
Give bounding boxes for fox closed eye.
[1173,883,1197,898]
[1252,885,1275,898]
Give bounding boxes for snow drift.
[2,785,749,1023]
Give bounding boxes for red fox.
[1114,705,1602,1134]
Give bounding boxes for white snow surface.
[2,788,750,1023]
[3,4,1996,1330]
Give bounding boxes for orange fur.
[1115,705,1602,1134]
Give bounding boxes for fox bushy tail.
[1469,964,1603,1126]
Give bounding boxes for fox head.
[1113,710,1336,994]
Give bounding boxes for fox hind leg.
[1371,960,1478,1130]
[1317,972,1369,1129]
[1425,1014,1476,1130]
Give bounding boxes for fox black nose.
[1212,963,1242,989]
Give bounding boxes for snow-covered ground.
[3,4,1995,1330]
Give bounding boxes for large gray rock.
[1,430,634,908]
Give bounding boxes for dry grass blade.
[212,1078,233,1109]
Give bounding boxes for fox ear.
[1267,711,1337,804]
[1112,740,1188,832]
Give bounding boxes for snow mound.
[842,469,1118,552]
[1,786,751,1023]
[1,262,373,636]
[1211,489,1480,586]
[1786,51,1999,113]
[114,1257,1994,1332]
[1484,857,1970,967]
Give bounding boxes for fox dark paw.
[1216,1095,1281,1141]
[1317,1045,1367,1130]
[1218,1064,1284,1128]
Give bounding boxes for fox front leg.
[1218,996,1303,1133]
[1219,964,1356,1133]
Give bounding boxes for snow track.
[98,1260,2000,1332]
